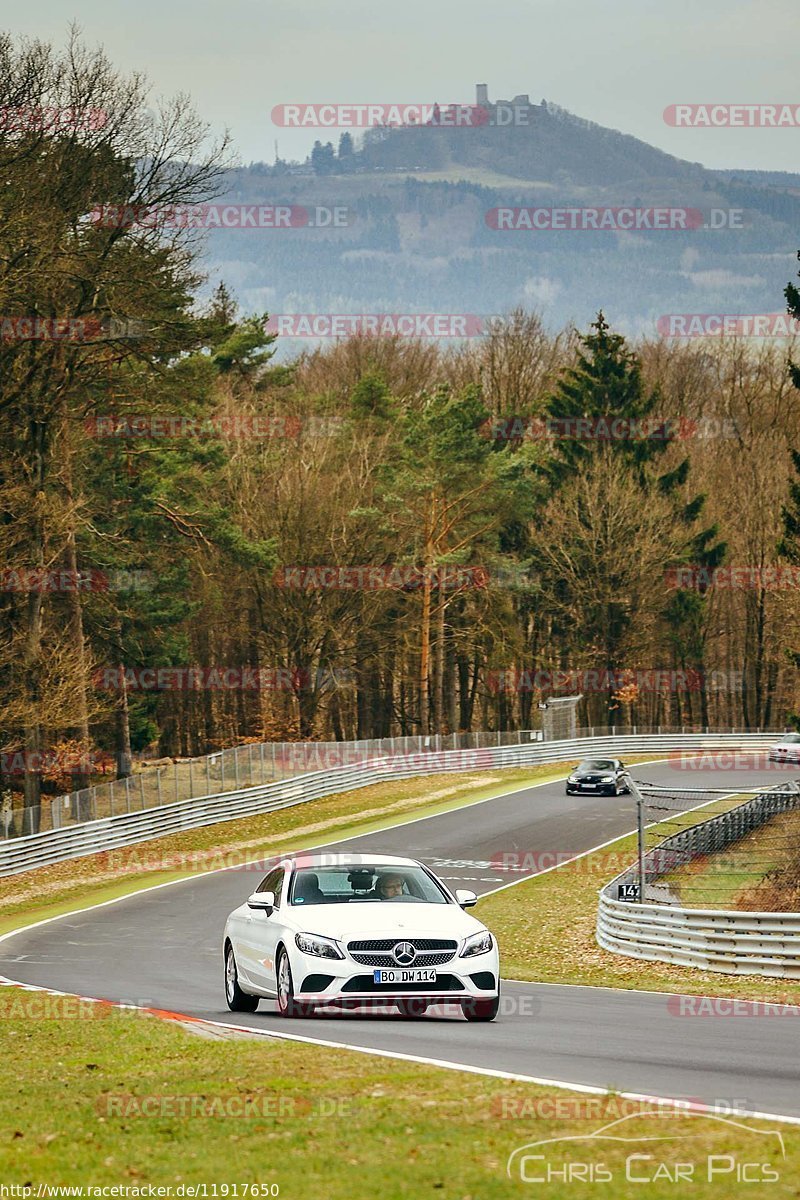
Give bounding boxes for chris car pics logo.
[506,1111,785,1185]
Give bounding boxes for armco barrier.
[597,898,800,979]
[0,731,778,877]
[597,780,800,979]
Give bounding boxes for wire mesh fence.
[623,779,800,909]
[0,723,777,840]
[1,728,549,839]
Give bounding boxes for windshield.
[781,734,800,743]
[578,760,616,771]
[289,864,450,906]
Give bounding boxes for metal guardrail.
[2,722,771,839]
[4,728,548,838]
[0,730,779,878]
[597,780,800,979]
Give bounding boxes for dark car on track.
[565,758,630,796]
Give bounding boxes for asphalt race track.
[4,757,800,1119]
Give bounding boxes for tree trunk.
[62,526,92,816]
[22,498,45,835]
[433,598,445,734]
[419,572,432,735]
[418,499,436,734]
[330,685,345,742]
[115,661,133,778]
[61,430,91,790]
[201,631,216,751]
[457,653,471,731]
[444,635,458,734]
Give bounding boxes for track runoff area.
[3,751,800,1123]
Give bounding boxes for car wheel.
[276,946,313,1018]
[396,998,430,1018]
[224,942,259,1013]
[461,993,500,1022]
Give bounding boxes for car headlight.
[567,774,579,783]
[600,775,614,783]
[295,932,345,959]
[461,929,493,958]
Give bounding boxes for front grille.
[349,950,455,967]
[348,938,458,952]
[340,974,463,993]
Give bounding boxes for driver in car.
[372,871,405,899]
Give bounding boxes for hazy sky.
[2,0,798,171]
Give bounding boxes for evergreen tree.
[533,314,723,725]
[310,140,336,175]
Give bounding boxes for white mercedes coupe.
[223,852,500,1021]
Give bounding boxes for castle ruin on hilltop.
[475,84,547,113]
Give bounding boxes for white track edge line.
[2,974,799,1127]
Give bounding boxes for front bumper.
[566,782,617,794]
[289,946,499,1007]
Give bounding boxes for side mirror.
[247,890,275,912]
[455,889,478,909]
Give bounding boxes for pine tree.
[533,314,723,726]
[544,312,674,479]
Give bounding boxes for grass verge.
[659,808,800,912]
[0,986,794,1195]
[477,829,800,1005]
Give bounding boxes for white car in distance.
[768,733,800,763]
[223,852,500,1021]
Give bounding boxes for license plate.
[581,783,596,788]
[373,968,437,984]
